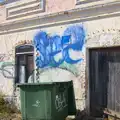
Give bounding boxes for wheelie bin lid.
[16,80,73,87]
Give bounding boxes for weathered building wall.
[46,0,75,13]
[0,0,120,110]
[0,0,75,23]
[0,0,118,23]
[0,15,120,109]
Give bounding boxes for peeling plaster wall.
[0,16,120,110]
[86,17,120,47]
[46,0,75,13]
[0,0,75,23]
[0,0,118,23]
[0,5,6,23]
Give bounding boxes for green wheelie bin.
[17,80,76,120]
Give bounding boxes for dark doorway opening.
[88,47,120,117]
[15,44,34,84]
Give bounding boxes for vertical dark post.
[86,47,90,115]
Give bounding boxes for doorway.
[88,47,120,117]
[15,44,34,84]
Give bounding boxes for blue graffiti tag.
[34,24,86,68]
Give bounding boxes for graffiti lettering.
[0,62,14,79]
[32,100,41,107]
[0,54,13,62]
[34,24,86,68]
[55,92,68,112]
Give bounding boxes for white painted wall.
[0,16,120,110]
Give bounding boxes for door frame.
[85,46,120,115]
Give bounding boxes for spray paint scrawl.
[34,24,86,69]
